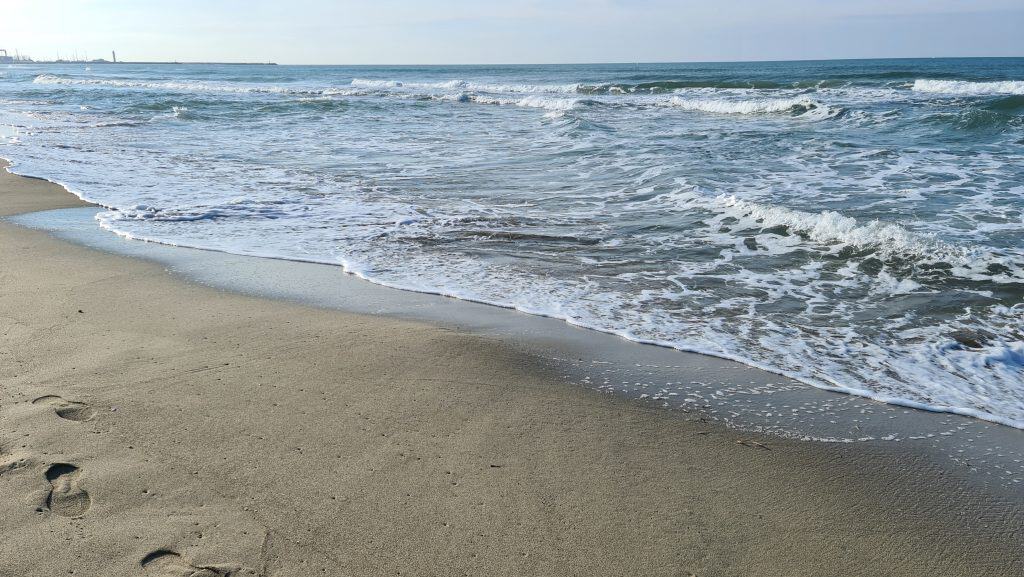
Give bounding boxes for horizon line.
[11,54,1024,67]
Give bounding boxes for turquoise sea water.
[1,58,1022,426]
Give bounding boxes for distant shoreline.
[21,61,278,66]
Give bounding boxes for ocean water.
[2,59,1023,427]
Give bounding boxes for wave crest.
[715,195,1024,283]
[912,79,1024,96]
[460,94,585,112]
[717,195,948,257]
[33,74,302,95]
[666,95,838,117]
[350,78,581,94]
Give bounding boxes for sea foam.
[350,78,581,94]
[665,95,836,117]
[463,94,584,111]
[716,194,949,258]
[912,79,1024,95]
[714,194,1024,281]
[33,74,301,95]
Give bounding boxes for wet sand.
[1,162,1021,576]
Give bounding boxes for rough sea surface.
[2,59,1022,427]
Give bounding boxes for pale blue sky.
[2,0,1022,64]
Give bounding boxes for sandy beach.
[1,162,1022,576]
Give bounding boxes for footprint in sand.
[44,463,91,517]
[32,395,96,422]
[0,452,33,476]
[141,549,247,577]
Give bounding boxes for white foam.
[714,194,1024,280]
[460,94,583,112]
[33,74,301,95]
[666,95,834,116]
[912,79,1024,95]
[320,87,370,97]
[716,194,948,258]
[350,78,581,94]
[32,74,586,101]
[871,271,923,296]
[348,78,404,89]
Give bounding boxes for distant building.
[0,49,14,64]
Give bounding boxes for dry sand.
[0,162,1021,576]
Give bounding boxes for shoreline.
[1,163,1022,575]
[16,206,1024,458]
[4,158,1020,431]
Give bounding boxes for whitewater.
[2,58,1023,427]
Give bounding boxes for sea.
[1,58,1022,428]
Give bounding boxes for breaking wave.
[449,93,587,112]
[33,74,305,95]
[665,95,838,117]
[350,77,581,94]
[912,79,1024,95]
[715,195,1024,281]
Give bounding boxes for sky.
[1,0,1022,64]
